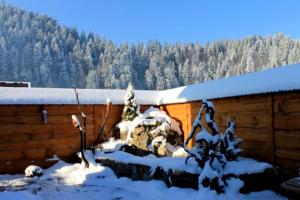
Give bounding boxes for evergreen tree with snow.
[121,83,140,121]
[219,119,242,161]
[86,69,100,88]
[1,3,300,89]
[184,100,228,193]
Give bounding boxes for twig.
[74,88,87,149]
[94,100,112,148]
[72,115,89,168]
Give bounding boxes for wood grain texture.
[1,91,300,174]
[0,105,95,173]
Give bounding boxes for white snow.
[95,150,272,176]
[0,87,158,105]
[0,191,41,200]
[24,165,43,177]
[106,97,111,104]
[198,162,218,182]
[71,115,80,127]
[157,63,300,104]
[96,150,201,174]
[0,159,284,200]
[195,130,213,143]
[0,64,299,105]
[99,138,126,152]
[223,157,273,175]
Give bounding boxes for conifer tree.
[121,84,140,121]
[1,4,300,89]
[219,119,242,161]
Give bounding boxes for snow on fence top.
[0,63,299,105]
[157,63,300,104]
[0,87,158,105]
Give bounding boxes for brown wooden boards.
[273,93,300,171]
[1,91,300,174]
[0,105,94,173]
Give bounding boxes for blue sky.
[3,0,300,44]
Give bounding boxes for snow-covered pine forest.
[1,3,300,90]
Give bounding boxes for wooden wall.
[0,105,123,174]
[273,93,300,172]
[162,91,300,174]
[0,91,300,174]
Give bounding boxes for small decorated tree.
[121,83,140,121]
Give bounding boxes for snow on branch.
[184,100,242,193]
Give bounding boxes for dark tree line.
[1,3,300,90]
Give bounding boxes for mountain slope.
[1,3,300,89]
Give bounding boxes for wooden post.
[185,102,194,148]
[93,105,97,143]
[269,94,275,164]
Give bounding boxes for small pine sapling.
[219,118,242,161]
[184,100,224,168]
[184,100,227,193]
[121,84,140,121]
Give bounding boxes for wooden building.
[0,81,31,88]
[0,64,300,174]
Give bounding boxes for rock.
[120,144,153,157]
[95,158,199,189]
[96,156,278,193]
[166,130,183,146]
[25,165,43,177]
[131,127,149,150]
[157,146,168,156]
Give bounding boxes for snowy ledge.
[0,63,299,105]
[95,151,272,176]
[0,87,158,105]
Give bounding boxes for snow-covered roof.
[0,64,299,105]
[157,63,300,104]
[0,87,158,105]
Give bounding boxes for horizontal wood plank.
[275,130,300,150]
[274,113,300,130]
[274,98,300,114]
[276,148,300,161]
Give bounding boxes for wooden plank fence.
[0,91,300,174]
[162,91,300,174]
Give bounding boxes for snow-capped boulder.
[24,165,43,177]
[117,106,183,156]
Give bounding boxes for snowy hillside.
[1,4,300,90]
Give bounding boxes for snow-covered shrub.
[116,85,184,156]
[219,119,242,161]
[184,100,241,193]
[25,165,43,177]
[121,84,140,121]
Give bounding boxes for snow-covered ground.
[0,159,285,200]
[95,150,272,176]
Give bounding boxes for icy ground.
[0,160,285,200]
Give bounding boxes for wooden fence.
[0,91,299,174]
[162,91,300,174]
[0,105,124,173]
